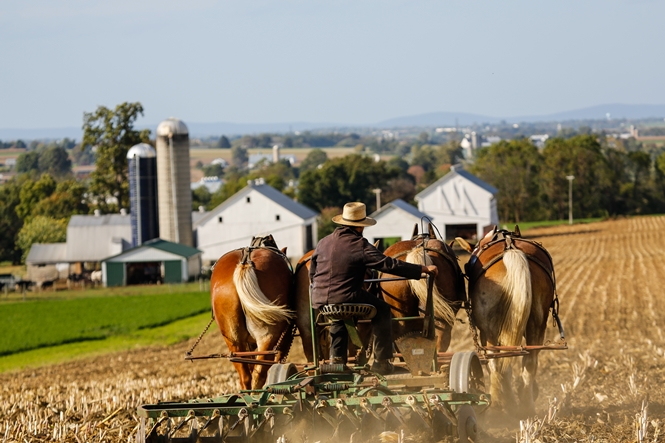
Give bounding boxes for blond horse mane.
[497,248,532,346]
[404,249,457,326]
[233,263,294,325]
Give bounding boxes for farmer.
[309,202,438,375]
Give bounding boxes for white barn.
[194,179,318,263]
[415,165,499,240]
[363,199,433,250]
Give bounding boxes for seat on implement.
[320,303,377,321]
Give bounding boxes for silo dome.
[156,118,189,137]
[126,143,156,159]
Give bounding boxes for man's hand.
[421,265,438,277]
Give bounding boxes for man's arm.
[362,240,437,279]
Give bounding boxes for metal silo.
[155,118,193,246]
[127,143,159,247]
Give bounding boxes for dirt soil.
[2,216,665,442]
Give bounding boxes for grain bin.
[127,143,159,247]
[155,118,193,246]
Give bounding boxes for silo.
[127,143,159,247]
[155,118,193,246]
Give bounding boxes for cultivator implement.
[137,359,490,443]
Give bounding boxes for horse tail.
[497,248,532,346]
[405,249,457,326]
[233,262,294,325]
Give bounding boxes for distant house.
[529,134,549,149]
[363,199,433,250]
[194,179,318,263]
[415,165,499,240]
[191,176,224,193]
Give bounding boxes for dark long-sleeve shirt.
[310,226,423,309]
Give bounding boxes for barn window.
[275,214,280,221]
[246,197,251,203]
[218,216,223,223]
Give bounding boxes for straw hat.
[332,202,377,227]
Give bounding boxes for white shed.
[363,199,433,250]
[415,165,499,240]
[194,179,318,263]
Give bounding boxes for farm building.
[415,165,499,240]
[194,179,318,263]
[25,243,71,285]
[101,239,202,287]
[66,212,132,262]
[363,199,433,250]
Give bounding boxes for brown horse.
[210,235,294,389]
[380,224,466,352]
[459,226,557,417]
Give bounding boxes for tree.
[16,216,68,263]
[317,207,341,239]
[217,135,231,149]
[192,186,212,210]
[0,176,27,263]
[299,149,328,173]
[298,154,398,212]
[83,102,150,213]
[202,163,225,178]
[15,174,57,222]
[38,146,72,178]
[471,139,543,223]
[31,180,88,220]
[540,135,611,220]
[231,146,248,167]
[15,151,40,174]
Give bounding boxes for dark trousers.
[330,291,394,362]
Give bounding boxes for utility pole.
[372,188,382,212]
[566,175,575,225]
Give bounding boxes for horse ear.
[373,240,380,248]
[514,225,521,237]
[411,224,419,238]
[455,237,473,253]
[281,247,287,255]
[428,222,436,239]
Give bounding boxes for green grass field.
[0,290,210,357]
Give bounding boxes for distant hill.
[2,104,664,140]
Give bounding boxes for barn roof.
[194,181,317,227]
[371,199,431,220]
[26,243,68,264]
[415,165,498,200]
[69,213,131,227]
[103,238,201,262]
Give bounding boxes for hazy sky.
[1,0,663,128]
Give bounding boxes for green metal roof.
[141,239,201,258]
[102,238,201,262]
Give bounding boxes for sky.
[1,0,664,129]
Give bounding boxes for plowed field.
[2,216,665,442]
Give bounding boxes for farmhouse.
[194,179,318,263]
[101,239,202,287]
[415,165,499,240]
[363,199,433,250]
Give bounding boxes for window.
[275,215,280,221]
[218,216,223,223]
[246,197,251,203]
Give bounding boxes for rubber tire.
[449,351,485,394]
[265,363,298,386]
[457,405,478,443]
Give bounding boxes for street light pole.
[372,188,382,211]
[566,175,575,225]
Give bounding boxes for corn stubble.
[2,216,665,442]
